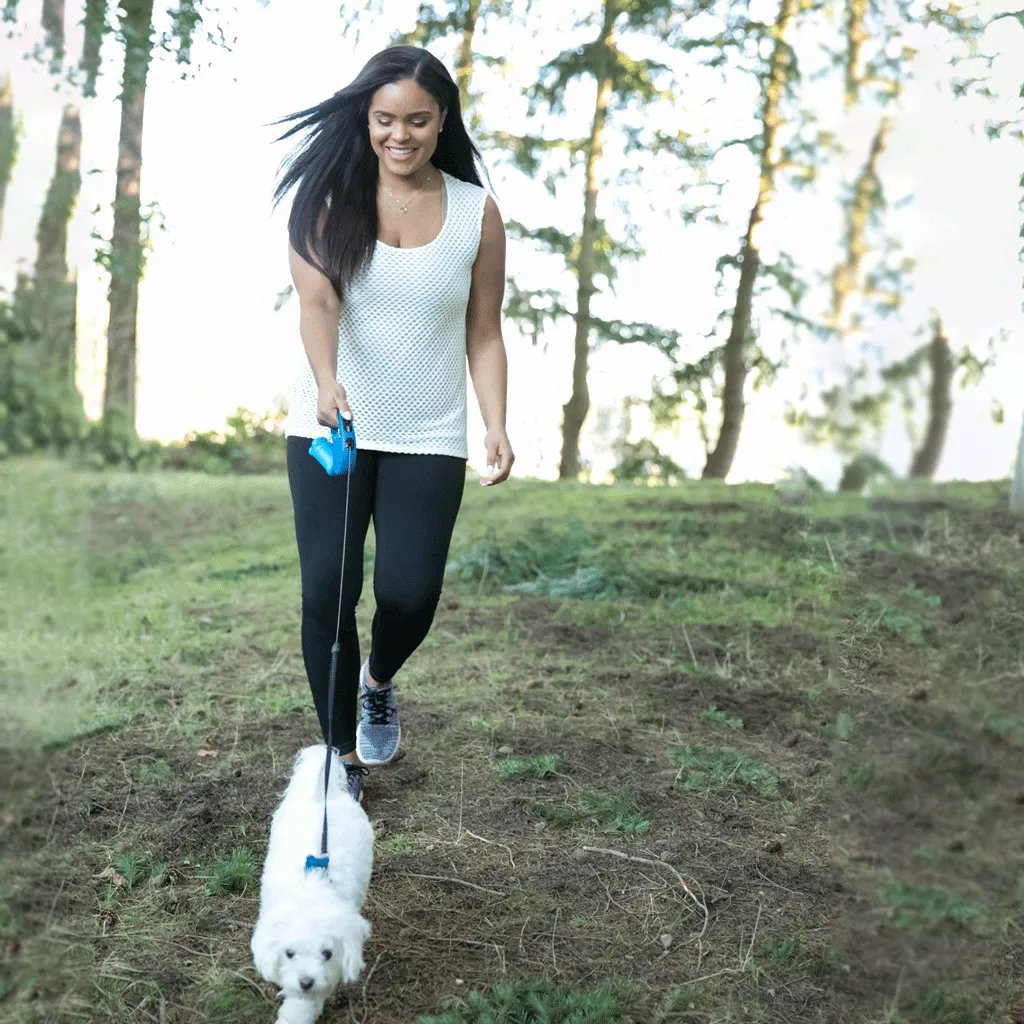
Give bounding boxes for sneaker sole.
[355,722,401,766]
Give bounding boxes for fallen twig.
[581,846,709,940]
[350,951,384,1024]
[404,872,506,897]
[463,829,516,870]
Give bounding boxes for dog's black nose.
[299,977,314,992]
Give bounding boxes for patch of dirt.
[851,548,1004,625]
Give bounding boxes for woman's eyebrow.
[372,109,434,117]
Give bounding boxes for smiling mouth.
[386,146,416,157]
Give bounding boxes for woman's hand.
[481,428,514,486]
[316,382,352,428]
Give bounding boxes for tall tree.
[701,0,799,480]
[907,316,953,479]
[34,104,83,391]
[102,0,156,425]
[500,0,681,479]
[0,77,17,239]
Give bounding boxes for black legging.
[286,437,466,755]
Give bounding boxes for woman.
[272,46,514,802]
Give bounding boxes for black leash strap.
[320,417,355,859]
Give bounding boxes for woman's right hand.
[316,382,352,428]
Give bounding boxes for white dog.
[251,745,374,1024]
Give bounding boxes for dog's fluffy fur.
[251,745,374,1024]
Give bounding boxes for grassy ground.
[2,459,1023,1023]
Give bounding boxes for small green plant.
[900,585,942,608]
[668,745,779,795]
[701,705,743,730]
[0,894,16,937]
[839,761,876,789]
[579,790,650,835]
[496,754,561,779]
[910,988,978,1023]
[418,981,626,1024]
[113,852,147,888]
[767,935,802,965]
[878,882,984,930]
[206,847,257,896]
[531,802,581,829]
[860,597,928,642]
[200,967,273,1021]
[913,844,952,867]
[200,562,285,582]
[983,712,1024,748]
[138,759,172,787]
[832,711,856,741]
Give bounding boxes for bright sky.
[3,0,1022,485]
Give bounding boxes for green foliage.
[0,288,90,459]
[909,989,978,1024]
[877,882,984,930]
[766,935,802,965]
[138,759,172,787]
[701,705,743,730]
[113,851,146,888]
[444,519,659,600]
[419,980,627,1024]
[839,761,876,789]
[668,744,779,795]
[200,967,273,1021]
[611,438,685,486]
[496,754,561,779]
[205,847,257,896]
[531,802,582,829]
[859,588,939,643]
[578,790,650,834]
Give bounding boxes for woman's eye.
[285,950,294,959]
[322,950,332,961]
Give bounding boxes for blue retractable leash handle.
[305,413,357,874]
[309,413,357,476]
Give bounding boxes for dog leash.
[305,413,357,873]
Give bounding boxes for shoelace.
[343,763,369,780]
[361,684,393,726]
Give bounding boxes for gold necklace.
[379,171,435,215]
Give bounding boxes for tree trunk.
[702,0,796,481]
[456,0,480,114]
[1011,412,1024,514]
[42,0,65,66]
[908,318,954,479]
[831,115,891,333]
[0,77,15,240]
[844,0,868,107]
[558,0,617,480]
[35,104,82,391]
[103,0,155,428]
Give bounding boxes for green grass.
[205,847,258,897]
[496,754,562,779]
[578,790,650,835]
[4,461,1022,1023]
[668,744,779,795]
[112,851,147,888]
[418,981,627,1024]
[878,882,985,930]
[701,705,744,730]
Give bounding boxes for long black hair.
[271,46,484,300]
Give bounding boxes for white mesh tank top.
[284,169,488,459]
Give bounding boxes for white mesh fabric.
[284,170,488,459]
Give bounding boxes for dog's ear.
[331,911,371,984]
[250,915,282,983]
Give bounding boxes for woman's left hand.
[481,429,514,486]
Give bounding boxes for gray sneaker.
[339,759,369,803]
[355,660,401,765]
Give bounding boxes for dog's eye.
[285,950,295,959]
[322,950,332,961]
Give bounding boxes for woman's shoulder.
[442,169,488,203]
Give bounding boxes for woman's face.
[368,78,447,179]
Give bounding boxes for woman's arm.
[466,195,514,486]
[288,238,351,425]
